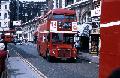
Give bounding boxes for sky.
[19,0,46,2]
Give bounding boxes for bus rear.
[99,0,120,78]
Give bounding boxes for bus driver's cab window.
[47,33,50,42]
[52,33,59,43]
[52,33,62,43]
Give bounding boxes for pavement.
[78,52,99,64]
[7,55,46,78]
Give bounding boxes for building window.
[4,22,7,26]
[0,13,1,19]
[76,0,81,2]
[66,0,74,5]
[5,5,7,9]
[0,22,1,27]
[4,13,7,19]
[8,12,10,19]
[0,5,1,9]
[23,4,25,7]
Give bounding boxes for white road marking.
[100,21,120,27]
[15,52,47,78]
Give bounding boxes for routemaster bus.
[37,8,78,61]
[99,0,120,78]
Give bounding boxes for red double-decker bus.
[99,0,120,78]
[0,30,15,43]
[37,8,78,61]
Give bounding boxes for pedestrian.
[1,33,7,51]
[0,43,7,77]
[34,36,37,44]
[75,40,81,54]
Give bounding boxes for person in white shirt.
[75,40,81,53]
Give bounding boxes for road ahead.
[8,43,98,78]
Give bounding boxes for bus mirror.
[43,36,47,42]
[43,36,45,42]
[44,39,46,41]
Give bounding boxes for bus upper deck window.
[65,15,76,21]
[53,15,64,20]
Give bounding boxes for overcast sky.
[19,0,46,2]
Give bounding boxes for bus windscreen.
[53,15,64,20]
[52,33,74,44]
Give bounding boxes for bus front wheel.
[69,58,77,62]
[46,50,54,62]
[37,46,41,56]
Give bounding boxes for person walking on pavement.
[0,42,8,77]
[1,33,7,51]
[34,35,37,44]
[75,40,81,55]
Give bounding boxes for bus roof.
[52,8,75,15]
[45,8,75,16]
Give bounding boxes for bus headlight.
[53,51,55,54]
[58,49,61,50]
[74,51,76,53]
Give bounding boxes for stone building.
[0,0,10,31]
[47,0,66,10]
[14,1,47,41]
[19,1,47,23]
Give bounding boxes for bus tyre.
[38,46,41,56]
[37,45,39,51]
[1,70,7,78]
[46,50,52,62]
[70,58,77,62]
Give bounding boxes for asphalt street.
[8,43,98,78]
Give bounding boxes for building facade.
[0,0,10,31]
[19,1,47,23]
[13,1,47,41]
[21,17,39,42]
[65,0,93,24]
[47,0,66,10]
